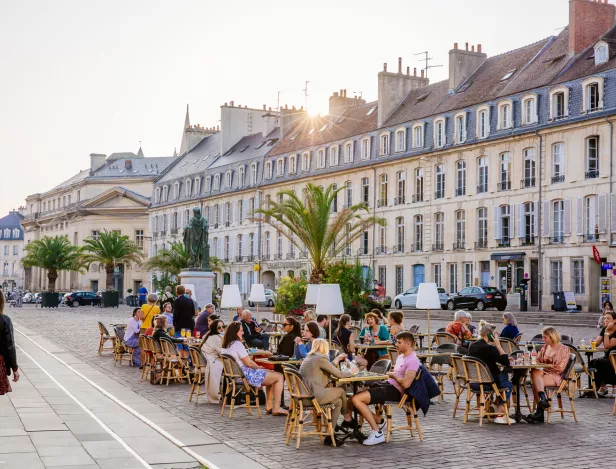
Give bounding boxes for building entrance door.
[413,264,425,286]
[530,260,538,306]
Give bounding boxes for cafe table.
[416,350,453,363]
[576,346,605,391]
[255,357,303,366]
[504,362,552,423]
[267,331,285,351]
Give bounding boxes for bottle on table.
[580,339,586,349]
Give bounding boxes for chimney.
[329,89,367,122]
[90,153,106,173]
[280,106,307,139]
[569,0,616,55]
[125,160,132,170]
[448,42,487,92]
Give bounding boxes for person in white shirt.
[124,307,143,367]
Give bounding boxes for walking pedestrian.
[0,290,19,395]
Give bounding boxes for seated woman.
[221,322,288,416]
[527,326,572,423]
[500,312,519,340]
[590,311,616,396]
[152,316,184,343]
[334,314,368,370]
[304,310,326,339]
[299,339,352,444]
[359,312,391,369]
[203,319,225,404]
[141,293,160,334]
[599,301,614,328]
[276,316,301,357]
[125,308,143,367]
[446,310,473,346]
[468,321,513,425]
[387,311,404,344]
[294,322,321,359]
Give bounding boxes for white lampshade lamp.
[221,284,242,323]
[416,283,441,349]
[315,284,345,346]
[305,284,321,306]
[248,284,266,322]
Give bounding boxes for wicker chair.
[498,338,520,355]
[160,337,190,385]
[281,363,299,435]
[461,356,512,426]
[565,344,598,399]
[370,358,392,375]
[189,345,208,403]
[139,335,152,380]
[428,344,457,402]
[433,332,457,347]
[220,353,262,419]
[530,334,544,343]
[544,353,578,423]
[329,341,345,355]
[560,334,574,345]
[382,369,424,442]
[283,367,337,448]
[610,351,616,415]
[514,333,523,343]
[350,326,362,338]
[113,327,133,366]
[97,322,115,355]
[409,324,420,334]
[387,346,399,364]
[450,353,467,418]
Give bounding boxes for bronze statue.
[183,207,210,270]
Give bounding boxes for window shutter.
[509,204,515,237]
[236,201,241,222]
[243,235,248,259]
[564,198,572,235]
[576,197,584,235]
[242,272,248,294]
[494,206,501,240]
[243,200,248,222]
[599,193,607,233]
[542,200,550,237]
[517,204,524,238]
[229,204,233,223]
[611,194,616,233]
[534,201,539,236]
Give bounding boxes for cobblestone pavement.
[7,305,616,469]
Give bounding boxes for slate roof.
[156,133,221,182]
[208,129,279,169]
[89,157,175,179]
[51,170,89,191]
[0,211,24,240]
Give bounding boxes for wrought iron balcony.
[224,257,231,263]
[286,252,295,260]
[247,255,256,262]
[357,248,369,256]
[497,181,511,192]
[299,251,307,259]
[520,177,536,189]
[550,236,564,244]
[583,234,600,243]
[551,175,565,184]
[453,241,465,250]
[412,194,424,203]
[273,253,283,260]
[392,244,405,254]
[432,243,444,251]
[497,240,511,248]
[375,246,388,255]
[170,228,178,235]
[455,187,466,197]
[434,190,445,200]
[586,170,599,179]
[262,254,271,261]
[225,221,231,227]
[235,255,244,262]
[477,184,488,194]
[410,243,423,252]
[475,239,488,249]
[520,235,536,246]
[394,196,405,205]
[377,199,388,208]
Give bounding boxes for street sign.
[602,263,613,270]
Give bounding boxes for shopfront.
[491,252,526,294]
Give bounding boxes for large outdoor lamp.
[221,284,242,323]
[304,284,321,307]
[416,283,441,350]
[315,284,344,347]
[248,284,266,322]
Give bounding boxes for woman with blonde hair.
[527,326,571,423]
[299,339,353,443]
[0,290,19,395]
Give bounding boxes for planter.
[41,291,59,308]
[102,290,120,308]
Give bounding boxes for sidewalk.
[0,324,267,469]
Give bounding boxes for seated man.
[240,310,269,350]
[195,303,215,337]
[233,306,244,322]
[348,331,419,446]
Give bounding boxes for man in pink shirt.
[348,331,419,446]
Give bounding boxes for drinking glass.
[591,340,597,349]
[186,330,191,339]
[181,328,186,338]
[195,331,201,339]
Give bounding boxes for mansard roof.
[208,129,279,170]
[90,157,175,179]
[156,133,221,183]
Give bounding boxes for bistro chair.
[97,322,115,355]
[329,341,345,355]
[544,353,578,423]
[436,327,446,332]
[514,333,523,343]
[565,344,598,399]
[220,353,262,419]
[387,346,399,364]
[610,351,616,415]
[433,332,457,347]
[160,337,190,385]
[146,336,162,382]
[450,353,467,418]
[370,358,392,375]
[350,326,362,338]
[281,363,299,435]
[530,334,544,343]
[461,356,512,426]
[139,335,152,380]
[498,338,520,355]
[560,334,574,345]
[409,324,420,334]
[113,327,134,366]
[283,367,337,448]
[382,368,424,442]
[428,344,457,401]
[188,345,208,403]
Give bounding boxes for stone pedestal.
[179,270,215,309]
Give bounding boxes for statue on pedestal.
[183,207,210,270]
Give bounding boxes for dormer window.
[454,112,466,144]
[379,132,390,156]
[289,155,297,174]
[317,149,326,169]
[476,106,490,139]
[360,137,371,160]
[412,123,424,148]
[433,117,446,148]
[154,188,161,203]
[521,94,538,125]
[344,141,354,163]
[205,176,211,192]
[265,161,273,179]
[395,128,406,152]
[250,163,257,185]
[302,152,310,171]
[549,86,569,121]
[329,145,339,166]
[595,41,609,65]
[185,179,192,197]
[277,158,285,176]
[194,177,201,195]
[213,174,220,190]
[583,77,604,114]
[226,171,232,187]
[497,100,513,130]
[238,166,245,187]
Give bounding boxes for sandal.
[271,409,289,416]
[265,408,273,414]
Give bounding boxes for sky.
[0,0,569,216]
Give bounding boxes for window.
[237,166,245,187]
[265,232,270,257]
[172,212,179,229]
[395,171,405,205]
[523,148,536,188]
[344,141,354,163]
[378,226,387,253]
[550,87,569,120]
[455,160,466,196]
[434,118,445,148]
[477,156,488,193]
[238,200,244,224]
[329,145,339,166]
[3,246,7,256]
[317,149,326,169]
[585,81,601,113]
[277,231,283,257]
[395,128,406,152]
[345,181,352,208]
[551,260,563,293]
[378,174,388,207]
[523,202,536,242]
[289,155,297,174]
[584,195,598,237]
[477,207,487,248]
[174,182,180,199]
[552,143,565,183]
[205,177,211,192]
[302,152,310,171]
[344,223,352,256]
[454,113,466,144]
[361,231,369,255]
[162,214,168,232]
[185,179,192,197]
[572,259,585,294]
[414,215,423,251]
[361,177,370,205]
[331,184,338,213]
[249,233,255,256]
[586,136,599,178]
[477,106,490,139]
[395,217,405,252]
[214,204,220,225]
[224,236,230,260]
[12,245,18,256]
[380,132,390,156]
[434,212,444,249]
[204,206,209,222]
[361,138,370,159]
[595,41,609,65]
[464,263,473,288]
[378,266,386,290]
[237,234,243,258]
[433,264,442,288]
[277,159,284,177]
[251,163,258,185]
[522,95,538,125]
[154,188,160,203]
[455,210,465,248]
[412,124,424,148]
[249,197,255,218]
[435,164,445,199]
[500,205,511,244]
[213,174,220,190]
[499,152,511,191]
[448,263,458,294]
[265,161,273,178]
[497,101,512,130]
[395,266,404,295]
[414,168,424,202]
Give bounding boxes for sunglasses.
[217,326,224,331]
[283,323,291,327]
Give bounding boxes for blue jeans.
[124,335,141,366]
[248,333,269,350]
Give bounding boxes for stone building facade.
[0,209,25,292]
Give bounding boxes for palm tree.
[142,241,225,277]
[22,236,84,291]
[80,230,143,291]
[256,183,385,284]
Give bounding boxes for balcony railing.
[520,177,536,189]
[497,240,511,248]
[377,199,388,208]
[520,235,536,246]
[159,230,167,237]
[299,251,307,259]
[247,255,256,262]
[434,190,445,200]
[213,223,219,229]
[357,248,369,256]
[224,257,231,263]
[375,246,388,255]
[583,234,600,243]
[286,252,296,260]
[475,239,488,249]
[394,196,405,205]
[235,255,244,262]
[497,181,511,192]
[393,244,405,254]
[550,236,564,244]
[552,175,565,184]
[262,254,271,261]
[455,187,466,197]
[412,194,424,203]
[410,243,423,252]
[225,221,231,227]
[274,253,283,260]
[170,228,179,235]
[432,243,444,251]
[477,184,488,194]
[586,170,599,179]
[453,241,465,250]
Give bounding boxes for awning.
[490,252,526,261]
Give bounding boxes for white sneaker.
[493,416,513,425]
[363,430,385,446]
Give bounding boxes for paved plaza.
[1,305,614,469]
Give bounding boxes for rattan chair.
[565,344,598,399]
[189,345,208,403]
[145,336,162,381]
[514,333,523,343]
[97,322,115,355]
[387,346,399,364]
[498,338,520,355]
[281,363,299,435]
[610,351,616,415]
[370,358,392,375]
[220,353,262,419]
[544,353,578,423]
[160,337,190,385]
[461,356,512,426]
[139,335,152,380]
[350,326,362,339]
[433,332,457,347]
[113,327,133,366]
[283,367,337,448]
[329,341,345,355]
[409,324,420,334]
[382,369,424,442]
[530,334,544,343]
[450,353,467,418]
[560,334,574,345]
[427,344,457,402]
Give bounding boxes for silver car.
[393,287,449,309]
[247,288,276,307]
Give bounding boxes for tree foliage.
[22,236,84,291]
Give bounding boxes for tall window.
[477,108,489,139]
[586,82,600,113]
[434,212,444,250]
[265,232,270,257]
[251,164,257,184]
[395,129,406,152]
[595,42,608,65]
[523,202,535,242]
[265,161,273,178]
[552,92,566,119]
[330,146,339,166]
[456,160,466,196]
[572,259,585,295]
[553,200,564,242]
[249,233,255,256]
[414,215,423,251]
[522,96,537,125]
[396,171,405,205]
[238,200,244,224]
[331,184,338,213]
[135,230,144,249]
[433,264,442,288]
[237,234,243,258]
[345,181,352,207]
[477,156,488,193]
[317,149,325,169]
[523,148,536,188]
[361,138,370,159]
[586,136,599,178]
[584,195,598,238]
[499,152,511,191]
[464,263,473,288]
[477,207,487,248]
[449,264,458,294]
[551,260,563,293]
[414,168,424,202]
[224,236,230,260]
[277,159,284,176]
[380,133,390,155]
[214,204,219,225]
[395,266,404,295]
[345,142,353,163]
[498,102,512,129]
[434,118,445,148]
[361,177,370,205]
[249,198,256,218]
[277,231,283,257]
[552,143,564,183]
[455,210,465,248]
[455,114,466,144]
[378,174,388,207]
[302,153,310,171]
[435,164,445,199]
[378,226,387,253]
[413,125,423,148]
[361,231,369,255]
[500,205,511,244]
[344,223,352,256]
[395,217,405,252]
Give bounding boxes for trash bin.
[520,279,529,312]
[552,291,567,312]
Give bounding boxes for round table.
[505,363,552,423]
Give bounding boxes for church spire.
[136,142,144,158]
[173,147,178,157]
[184,104,191,129]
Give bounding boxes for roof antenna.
[414,51,442,79]
[302,81,310,111]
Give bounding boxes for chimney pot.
[269,106,272,111]
[333,91,339,97]
[406,66,410,75]
[421,69,424,78]
[414,67,417,76]
[454,42,459,49]
[477,44,482,53]
[344,89,347,97]
[465,42,469,50]
[285,104,288,109]
[300,106,304,110]
[340,89,343,95]
[224,102,227,106]
[398,57,402,73]
[125,160,132,169]
[471,45,475,52]
[263,104,266,110]
[383,63,387,72]
[230,100,234,106]
[292,105,296,110]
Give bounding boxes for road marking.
[15,327,222,469]
[17,345,152,469]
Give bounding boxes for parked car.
[393,287,449,309]
[446,286,507,311]
[22,292,36,304]
[64,291,102,307]
[248,289,276,307]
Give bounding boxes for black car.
[446,286,507,311]
[65,291,102,307]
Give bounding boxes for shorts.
[367,383,401,404]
